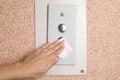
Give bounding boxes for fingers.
[49,44,65,61]
[46,41,64,56]
[48,41,64,52]
[37,40,64,56]
[37,42,51,51]
[36,41,58,55]
[43,41,58,49]
[42,40,63,52]
[37,40,61,52]
[35,40,64,61]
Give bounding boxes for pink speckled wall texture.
[0,0,120,80]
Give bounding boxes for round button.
[58,24,66,33]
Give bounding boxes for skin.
[0,40,65,80]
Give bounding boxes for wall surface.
[0,0,120,80]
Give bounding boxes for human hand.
[18,40,64,79]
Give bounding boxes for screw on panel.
[60,13,65,17]
[80,70,85,73]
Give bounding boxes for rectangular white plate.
[35,0,87,75]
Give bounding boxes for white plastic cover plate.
[35,0,86,75]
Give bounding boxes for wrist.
[16,61,36,79]
[13,62,31,79]
[8,63,23,79]
[0,63,25,80]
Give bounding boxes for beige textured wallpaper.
[0,0,120,80]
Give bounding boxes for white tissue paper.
[58,38,72,60]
